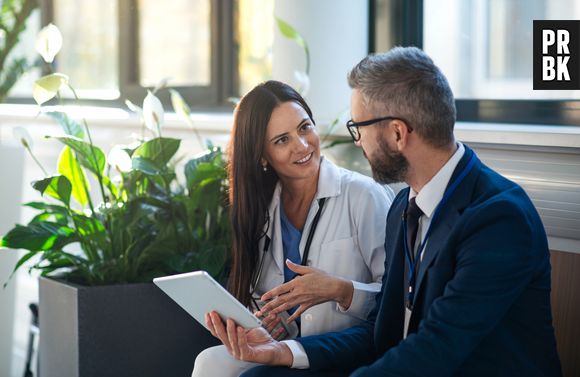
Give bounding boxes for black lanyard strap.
[301,197,327,266]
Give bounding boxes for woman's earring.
[262,164,268,172]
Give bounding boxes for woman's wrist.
[335,278,354,309]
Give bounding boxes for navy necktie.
[406,197,423,259]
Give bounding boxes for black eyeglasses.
[346,116,410,142]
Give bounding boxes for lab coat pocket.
[318,237,360,278]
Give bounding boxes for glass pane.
[54,0,119,99]
[6,9,41,98]
[237,0,274,96]
[423,0,580,100]
[138,0,210,88]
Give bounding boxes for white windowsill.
[455,121,580,149]
[1,104,579,148]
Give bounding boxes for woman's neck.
[279,173,319,230]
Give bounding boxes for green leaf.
[72,214,106,236]
[24,201,69,214]
[132,156,164,175]
[184,148,224,188]
[3,250,39,288]
[32,175,72,206]
[52,136,106,177]
[46,112,85,139]
[275,17,310,74]
[275,17,307,50]
[32,73,69,105]
[0,222,75,251]
[58,146,90,207]
[102,175,119,200]
[132,137,181,167]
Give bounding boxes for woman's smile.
[294,152,314,165]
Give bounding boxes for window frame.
[37,0,237,110]
[370,0,580,126]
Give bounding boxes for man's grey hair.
[348,46,456,148]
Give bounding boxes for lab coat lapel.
[267,183,285,274]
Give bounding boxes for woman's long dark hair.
[227,80,314,307]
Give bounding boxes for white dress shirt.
[403,142,465,337]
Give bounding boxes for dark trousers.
[240,365,349,377]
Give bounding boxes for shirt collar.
[409,142,465,218]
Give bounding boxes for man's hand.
[205,311,293,366]
[258,259,354,323]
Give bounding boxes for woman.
[192,81,393,376]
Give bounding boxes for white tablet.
[153,270,261,330]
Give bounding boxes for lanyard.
[251,197,326,293]
[402,152,476,309]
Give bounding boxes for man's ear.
[393,120,410,149]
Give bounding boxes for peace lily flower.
[153,77,171,94]
[142,90,164,134]
[13,126,33,149]
[13,127,48,175]
[107,145,132,172]
[35,23,63,63]
[32,73,69,105]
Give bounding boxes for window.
[8,0,275,108]
[371,0,580,125]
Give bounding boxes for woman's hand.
[258,311,287,340]
[204,311,292,366]
[257,259,354,323]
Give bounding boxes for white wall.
[0,143,24,377]
[273,0,368,125]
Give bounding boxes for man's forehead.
[350,89,371,118]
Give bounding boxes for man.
[207,46,562,376]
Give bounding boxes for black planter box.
[39,277,219,377]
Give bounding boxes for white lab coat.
[253,156,394,336]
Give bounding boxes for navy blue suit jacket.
[297,146,561,376]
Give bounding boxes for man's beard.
[365,137,408,185]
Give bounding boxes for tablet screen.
[154,270,262,330]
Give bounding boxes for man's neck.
[406,141,458,193]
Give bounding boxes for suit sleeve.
[337,183,392,320]
[297,288,379,372]
[350,191,540,376]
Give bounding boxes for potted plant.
[1,24,229,377]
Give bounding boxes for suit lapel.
[413,147,482,306]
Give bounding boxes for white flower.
[142,91,164,133]
[294,70,310,97]
[13,127,33,149]
[153,77,171,93]
[32,73,69,105]
[35,23,63,63]
[107,145,132,172]
[125,99,143,118]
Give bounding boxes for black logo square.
[533,20,580,90]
